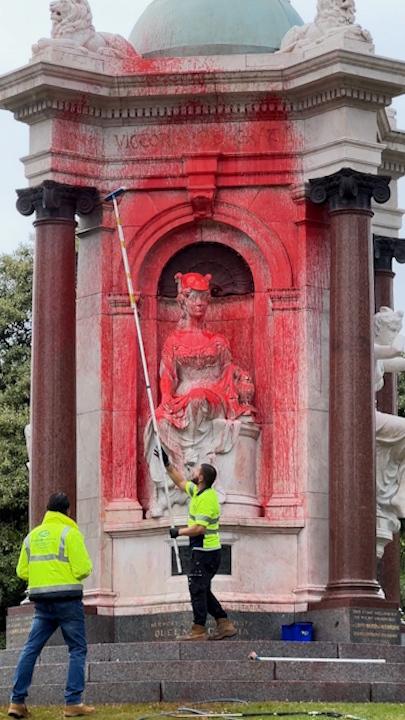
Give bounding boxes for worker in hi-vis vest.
[8,493,95,719]
[155,447,237,641]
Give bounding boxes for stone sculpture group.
[375,307,405,558]
[32,0,138,59]
[280,0,374,54]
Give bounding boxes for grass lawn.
[1,702,405,720]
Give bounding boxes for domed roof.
[130,0,303,57]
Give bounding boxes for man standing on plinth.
[156,447,237,640]
[8,493,95,719]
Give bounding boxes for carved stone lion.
[32,0,138,59]
[279,0,373,54]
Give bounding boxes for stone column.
[373,235,405,605]
[17,181,98,527]
[309,168,391,606]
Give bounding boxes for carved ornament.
[16,180,98,220]
[309,168,391,212]
[374,236,405,272]
[32,0,138,60]
[184,155,218,219]
[280,0,374,55]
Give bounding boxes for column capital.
[309,167,391,212]
[16,180,98,221]
[374,235,405,271]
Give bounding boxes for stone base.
[6,605,298,648]
[6,605,114,649]
[298,607,401,645]
[8,603,401,648]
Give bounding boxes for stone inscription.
[7,613,33,649]
[350,608,400,645]
[113,126,289,156]
[114,133,160,152]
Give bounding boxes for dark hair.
[200,464,217,488]
[47,492,70,514]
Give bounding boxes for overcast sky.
[0,0,404,309]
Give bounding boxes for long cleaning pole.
[105,188,182,574]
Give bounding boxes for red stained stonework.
[71,96,320,522]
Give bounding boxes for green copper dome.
[130,0,303,57]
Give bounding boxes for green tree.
[0,244,33,645]
[399,372,405,418]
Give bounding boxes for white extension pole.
[108,190,182,574]
[249,654,386,664]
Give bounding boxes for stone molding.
[374,235,405,271]
[104,517,304,538]
[10,85,393,126]
[2,50,403,125]
[16,180,98,220]
[309,167,391,212]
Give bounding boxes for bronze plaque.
[350,608,400,644]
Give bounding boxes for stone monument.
[1,0,405,643]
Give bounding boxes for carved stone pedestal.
[215,420,261,519]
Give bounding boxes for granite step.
[1,640,403,706]
[3,679,405,705]
[0,640,342,667]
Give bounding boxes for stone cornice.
[1,50,405,125]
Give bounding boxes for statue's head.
[175,272,212,322]
[50,0,94,38]
[316,0,355,26]
[374,306,404,345]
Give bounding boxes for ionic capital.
[373,235,405,271]
[309,168,391,213]
[16,181,98,221]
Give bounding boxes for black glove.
[169,527,179,539]
[153,446,170,467]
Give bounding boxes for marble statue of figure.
[374,306,405,559]
[145,272,256,518]
[32,0,138,59]
[279,0,374,54]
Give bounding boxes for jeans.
[188,549,227,626]
[11,599,87,706]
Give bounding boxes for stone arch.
[125,200,293,293]
[158,231,255,298]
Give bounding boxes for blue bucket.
[281,622,314,642]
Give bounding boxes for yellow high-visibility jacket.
[185,482,221,550]
[16,511,93,601]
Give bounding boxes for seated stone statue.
[374,306,405,558]
[145,272,257,518]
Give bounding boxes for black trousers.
[188,549,227,626]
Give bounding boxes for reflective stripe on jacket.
[185,481,221,550]
[16,511,93,601]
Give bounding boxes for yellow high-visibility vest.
[186,482,221,550]
[16,511,92,601]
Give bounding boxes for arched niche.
[158,239,254,298]
[135,220,265,510]
[154,223,257,384]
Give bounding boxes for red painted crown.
[175,272,212,292]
